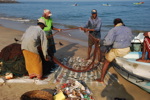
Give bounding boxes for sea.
[0,0,150,43]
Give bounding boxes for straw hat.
[37,18,47,27]
[44,9,52,16]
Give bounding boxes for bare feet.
[95,79,105,86]
[85,57,90,60]
[39,77,48,80]
[95,78,103,82]
[29,76,36,79]
[136,59,150,63]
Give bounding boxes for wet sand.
[0,25,150,100]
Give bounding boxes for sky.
[18,0,148,2]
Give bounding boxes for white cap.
[44,9,52,16]
[37,18,47,27]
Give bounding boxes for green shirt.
[40,17,53,32]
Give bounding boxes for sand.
[0,25,150,100]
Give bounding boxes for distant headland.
[0,0,19,3]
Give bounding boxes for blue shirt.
[84,17,102,39]
[103,25,134,48]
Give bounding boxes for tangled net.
[51,27,101,72]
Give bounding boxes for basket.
[131,38,143,52]
[20,90,53,100]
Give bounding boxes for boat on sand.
[112,33,150,93]
[112,52,150,93]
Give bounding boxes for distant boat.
[102,3,111,6]
[72,3,78,6]
[133,2,144,5]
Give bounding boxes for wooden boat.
[102,4,111,6]
[72,3,78,6]
[112,32,150,93]
[134,2,144,5]
[112,52,150,93]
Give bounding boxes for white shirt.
[21,26,48,58]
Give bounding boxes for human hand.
[79,27,84,30]
[58,29,62,32]
[84,28,89,32]
[96,38,100,42]
[45,55,51,61]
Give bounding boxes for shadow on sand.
[55,43,79,58]
[101,73,134,100]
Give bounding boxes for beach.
[0,25,150,100]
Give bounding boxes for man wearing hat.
[80,9,102,61]
[40,9,62,59]
[21,18,49,79]
[96,18,134,83]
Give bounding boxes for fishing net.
[37,28,114,85]
[50,27,101,72]
[0,43,27,76]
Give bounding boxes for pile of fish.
[53,79,95,100]
[62,56,94,70]
[52,57,115,85]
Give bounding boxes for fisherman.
[80,9,102,61]
[21,18,49,79]
[96,18,134,83]
[136,32,150,63]
[40,9,62,59]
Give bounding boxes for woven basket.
[20,90,53,100]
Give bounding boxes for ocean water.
[0,0,150,40]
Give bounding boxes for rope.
[49,28,101,72]
[46,27,80,39]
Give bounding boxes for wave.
[0,17,30,23]
[0,16,147,35]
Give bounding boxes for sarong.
[22,50,42,79]
[144,37,150,59]
[45,31,56,54]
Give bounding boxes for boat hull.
[112,52,150,93]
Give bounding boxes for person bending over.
[21,18,49,79]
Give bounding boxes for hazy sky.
[18,0,147,2]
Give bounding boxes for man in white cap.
[80,9,102,62]
[40,9,62,59]
[21,18,49,79]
